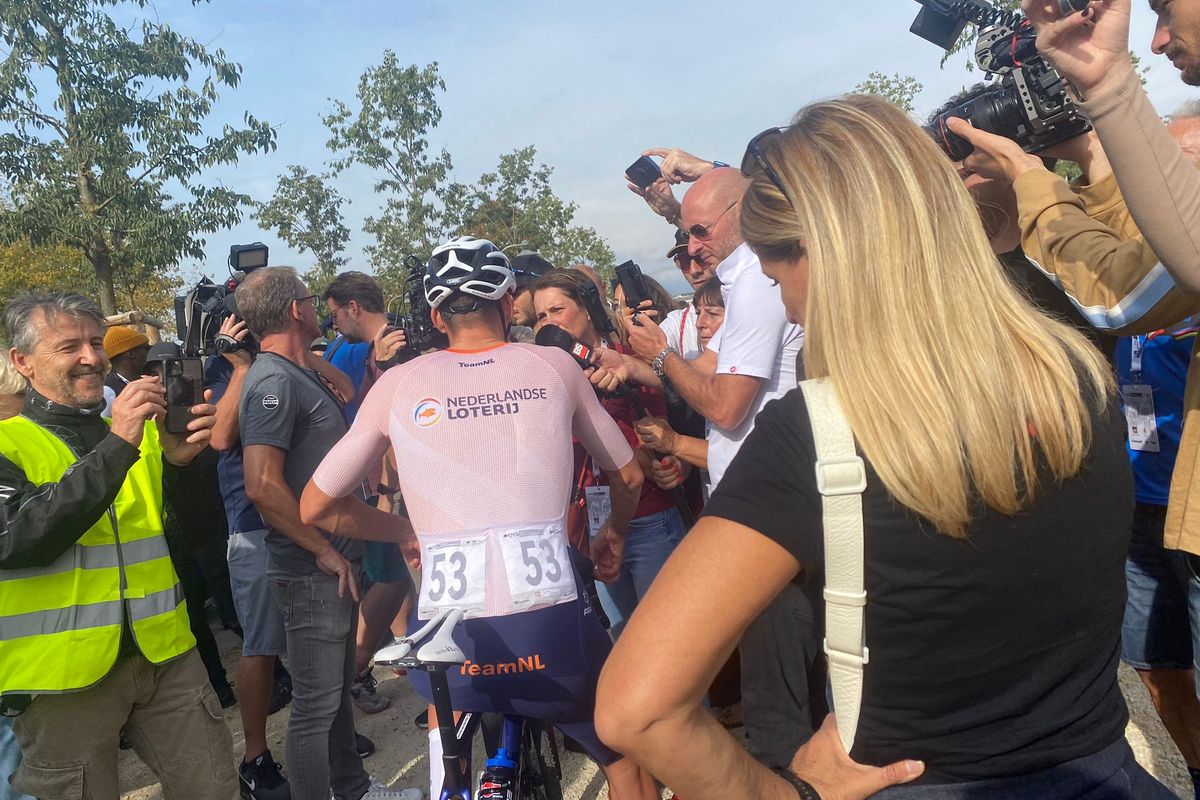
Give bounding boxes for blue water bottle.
[478,749,516,800]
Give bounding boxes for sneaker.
[355,732,375,759]
[217,682,238,709]
[239,750,291,800]
[413,709,428,730]
[362,778,423,800]
[350,667,391,714]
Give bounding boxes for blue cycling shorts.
[406,577,619,765]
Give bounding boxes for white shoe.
[361,778,423,800]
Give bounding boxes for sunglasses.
[741,127,794,207]
[687,200,738,241]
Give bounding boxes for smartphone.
[615,260,651,313]
[625,156,662,190]
[577,281,615,335]
[161,357,204,435]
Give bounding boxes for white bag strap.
[798,378,868,753]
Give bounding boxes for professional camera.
[912,0,1092,161]
[375,254,449,369]
[174,243,269,357]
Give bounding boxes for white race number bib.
[498,522,577,613]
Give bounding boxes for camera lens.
[927,85,1026,161]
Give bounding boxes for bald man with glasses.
[618,161,818,771]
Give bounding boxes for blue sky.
[149,0,1189,295]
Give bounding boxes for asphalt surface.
[115,626,1193,800]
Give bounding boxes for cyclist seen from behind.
[300,237,658,799]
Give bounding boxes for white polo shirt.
[705,243,803,488]
[660,304,703,361]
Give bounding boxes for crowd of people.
[8,1,1200,798]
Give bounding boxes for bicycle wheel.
[519,721,563,800]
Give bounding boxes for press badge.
[584,485,611,540]
[1121,384,1160,453]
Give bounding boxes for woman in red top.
[532,270,688,637]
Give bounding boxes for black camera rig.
[376,254,449,369]
[174,243,269,358]
[912,0,1092,161]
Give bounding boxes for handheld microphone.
[537,325,696,526]
[535,324,595,370]
[535,325,640,406]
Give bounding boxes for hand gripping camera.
[173,243,269,357]
[912,0,1093,161]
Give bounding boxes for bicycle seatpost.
[428,666,471,796]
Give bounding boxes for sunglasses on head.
[741,127,795,207]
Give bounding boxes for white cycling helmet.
[423,236,515,310]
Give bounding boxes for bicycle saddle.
[374,607,467,667]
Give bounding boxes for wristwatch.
[773,767,822,800]
[651,347,673,380]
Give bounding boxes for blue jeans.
[872,737,1173,799]
[595,507,686,637]
[269,573,370,800]
[1121,503,1200,684]
[0,717,32,800]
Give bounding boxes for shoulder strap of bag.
[798,378,869,753]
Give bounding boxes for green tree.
[323,55,615,289]
[0,0,276,315]
[253,165,350,291]
[853,72,924,114]
[450,146,614,278]
[322,55,451,275]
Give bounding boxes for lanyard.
[1130,336,1145,377]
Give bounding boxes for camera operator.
[0,292,234,800]
[949,104,1200,789]
[321,271,415,717]
[236,267,418,800]
[929,87,1119,357]
[1019,0,1200,290]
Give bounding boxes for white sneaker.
[361,778,423,800]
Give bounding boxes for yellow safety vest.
[0,417,194,696]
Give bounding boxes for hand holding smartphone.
[161,357,204,434]
[625,156,663,190]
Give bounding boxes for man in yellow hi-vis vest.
[0,292,235,800]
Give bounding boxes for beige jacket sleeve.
[1015,158,1200,556]
[1082,68,1200,292]
[1016,167,1200,334]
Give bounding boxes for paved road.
[116,628,1191,799]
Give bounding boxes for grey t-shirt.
[238,351,363,576]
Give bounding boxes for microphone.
[535,324,595,370]
[537,326,696,527]
[535,325,640,406]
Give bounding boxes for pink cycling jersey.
[312,341,633,545]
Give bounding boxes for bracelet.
[651,347,673,380]
[773,767,822,800]
[712,160,730,169]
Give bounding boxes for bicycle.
[375,608,564,800]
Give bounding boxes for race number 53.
[418,536,486,619]
[501,525,576,612]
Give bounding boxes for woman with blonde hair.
[596,95,1171,799]
[0,349,26,420]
